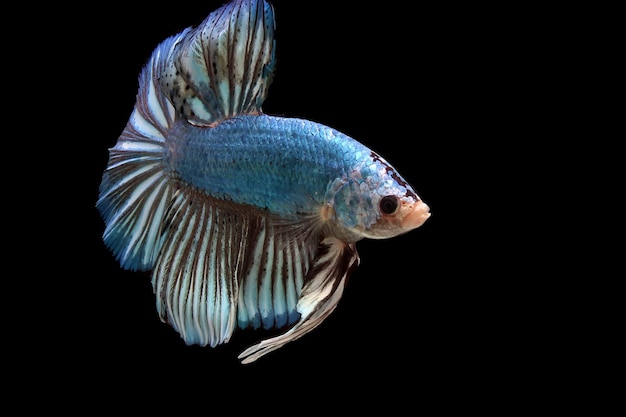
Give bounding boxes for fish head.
[330,154,430,240]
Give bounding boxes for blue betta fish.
[98,0,430,363]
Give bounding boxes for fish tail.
[97,31,189,271]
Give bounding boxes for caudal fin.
[97,30,188,271]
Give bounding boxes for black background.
[57,0,564,405]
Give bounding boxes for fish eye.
[379,195,399,215]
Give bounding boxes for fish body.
[98,0,430,363]
[169,114,414,225]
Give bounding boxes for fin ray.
[238,237,360,364]
[160,0,276,125]
[152,191,262,346]
[97,30,189,271]
[236,218,319,331]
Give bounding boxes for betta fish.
[97,0,430,363]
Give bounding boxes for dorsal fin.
[159,0,276,126]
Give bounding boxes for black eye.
[380,195,399,215]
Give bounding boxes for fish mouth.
[402,200,431,230]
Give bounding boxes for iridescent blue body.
[169,115,353,217]
[97,0,430,363]
[169,114,418,230]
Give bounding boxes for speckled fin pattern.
[159,0,276,126]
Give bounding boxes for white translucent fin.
[96,31,187,271]
[238,237,360,364]
[151,191,323,348]
[151,191,263,346]
[236,218,318,331]
[160,0,276,126]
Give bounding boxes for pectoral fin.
[238,237,360,364]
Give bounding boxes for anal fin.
[151,189,263,347]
